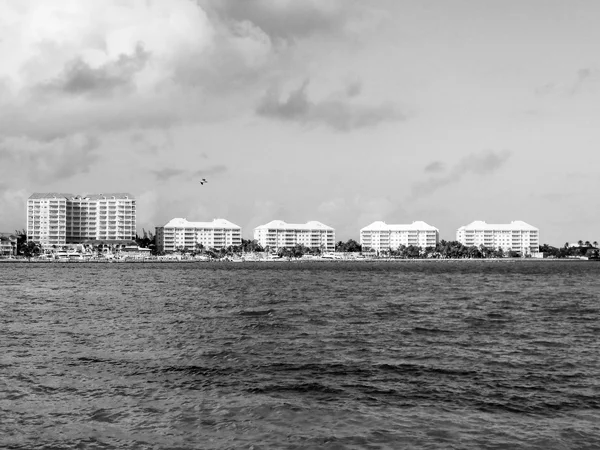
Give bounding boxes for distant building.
[27,193,136,247]
[0,232,17,257]
[360,221,439,251]
[155,218,242,253]
[253,220,335,251]
[456,220,539,255]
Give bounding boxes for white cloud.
[0,0,258,141]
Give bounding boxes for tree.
[467,246,481,258]
[136,229,156,248]
[594,241,599,248]
[479,245,490,258]
[578,240,584,247]
[345,239,362,252]
[15,230,27,254]
[241,239,263,253]
[335,241,346,252]
[22,241,41,261]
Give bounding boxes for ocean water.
[1,260,599,449]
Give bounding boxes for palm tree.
[23,241,41,261]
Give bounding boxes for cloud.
[243,199,291,236]
[0,1,383,144]
[256,79,402,131]
[151,165,227,182]
[191,165,228,177]
[37,45,150,98]
[0,0,217,141]
[540,192,575,202]
[0,188,30,233]
[569,68,600,95]
[411,150,511,198]
[424,161,445,173]
[345,81,362,98]
[535,68,600,97]
[0,134,100,183]
[152,168,186,182]
[206,0,356,41]
[317,194,409,239]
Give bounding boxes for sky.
[1,0,599,246]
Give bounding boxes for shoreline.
[0,257,592,264]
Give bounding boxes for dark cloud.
[536,67,600,96]
[256,80,402,131]
[412,150,511,198]
[153,168,186,182]
[424,161,445,173]
[570,68,600,95]
[192,165,228,177]
[345,81,362,98]
[257,80,311,120]
[207,0,353,41]
[0,134,100,183]
[37,45,149,97]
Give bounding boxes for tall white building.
[360,221,439,251]
[155,218,242,253]
[254,220,335,251]
[456,220,539,254]
[27,193,136,246]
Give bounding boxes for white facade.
[27,193,136,246]
[254,220,335,251]
[155,218,242,253]
[360,221,439,251]
[456,220,539,254]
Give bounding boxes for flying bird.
[199,178,208,185]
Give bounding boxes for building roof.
[457,220,538,231]
[160,218,241,229]
[360,221,439,232]
[28,193,74,200]
[28,193,134,200]
[254,220,334,231]
[82,193,135,200]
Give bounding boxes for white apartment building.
[27,193,69,246]
[456,220,539,254]
[27,193,136,246]
[360,221,439,251]
[253,220,335,251]
[155,218,242,253]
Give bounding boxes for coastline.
[0,257,591,264]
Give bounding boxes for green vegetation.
[362,240,516,259]
[539,242,599,259]
[8,230,599,261]
[335,239,362,252]
[135,229,156,250]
